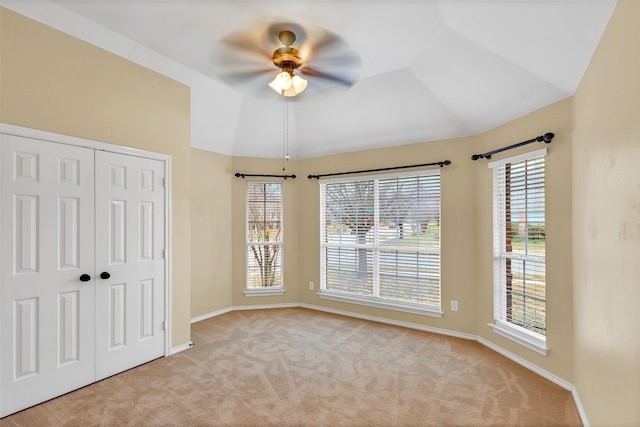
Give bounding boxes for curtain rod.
[471,132,554,160]
[234,173,296,179]
[307,160,451,180]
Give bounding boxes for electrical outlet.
[450,300,459,312]
[309,281,314,290]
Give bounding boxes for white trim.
[190,303,299,324]
[318,290,443,318]
[163,154,172,358]
[572,387,590,427]
[0,124,169,161]
[169,341,194,355]
[244,288,287,297]
[488,321,548,356]
[488,147,547,169]
[191,307,233,324]
[300,303,471,340]
[1,123,173,357]
[231,302,299,312]
[476,336,568,389]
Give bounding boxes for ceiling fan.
[214,21,360,97]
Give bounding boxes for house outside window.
[245,181,285,296]
[319,170,441,317]
[489,148,547,354]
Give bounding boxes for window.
[489,149,547,354]
[245,181,285,296]
[319,171,441,316]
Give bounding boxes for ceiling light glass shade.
[269,72,308,96]
[282,86,298,97]
[291,75,308,93]
[268,71,292,93]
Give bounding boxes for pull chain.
[282,93,290,171]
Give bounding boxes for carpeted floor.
[1,308,581,426]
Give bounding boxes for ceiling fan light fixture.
[269,70,307,97]
[268,71,292,93]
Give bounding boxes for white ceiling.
[3,0,616,159]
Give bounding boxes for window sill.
[244,288,286,297]
[488,321,548,355]
[318,290,442,318]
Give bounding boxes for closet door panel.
[94,151,166,380]
[1,135,95,417]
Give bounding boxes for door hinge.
[161,321,166,331]
[161,249,165,259]
[162,178,166,188]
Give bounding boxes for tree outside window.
[246,181,282,289]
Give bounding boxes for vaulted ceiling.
[4,1,616,158]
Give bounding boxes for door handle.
[100,272,111,280]
[79,274,91,282]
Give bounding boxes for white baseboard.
[231,302,299,311]
[170,341,194,355]
[191,307,233,324]
[572,387,589,427]
[190,303,299,324]
[299,303,476,341]
[476,336,572,390]
[188,302,588,426]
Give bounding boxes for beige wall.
[295,136,479,334]
[0,8,192,347]
[191,148,233,317]
[225,136,479,335]
[222,138,477,336]
[573,1,640,425]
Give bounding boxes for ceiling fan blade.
[219,68,274,85]
[306,52,361,70]
[306,31,342,57]
[220,32,272,60]
[300,67,356,87]
[300,28,360,76]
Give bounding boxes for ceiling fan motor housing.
[273,47,303,72]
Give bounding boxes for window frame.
[244,180,285,297]
[318,169,442,317]
[488,148,548,355]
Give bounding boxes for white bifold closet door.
[94,150,166,381]
[0,134,166,417]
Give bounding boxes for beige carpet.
[1,308,581,426]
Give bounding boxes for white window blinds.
[320,171,441,313]
[491,149,546,346]
[246,181,283,289]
